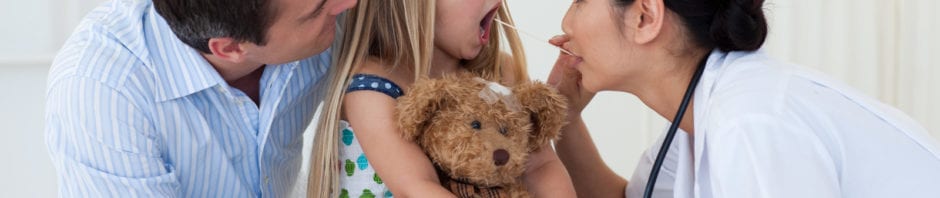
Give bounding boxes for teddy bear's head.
[397,73,567,187]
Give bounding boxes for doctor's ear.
[626,0,666,45]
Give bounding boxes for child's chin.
[463,50,484,61]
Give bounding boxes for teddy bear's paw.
[506,184,530,198]
[446,181,511,198]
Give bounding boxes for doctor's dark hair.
[613,0,768,51]
[153,0,276,54]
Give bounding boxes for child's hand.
[547,34,596,121]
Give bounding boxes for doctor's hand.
[547,35,596,120]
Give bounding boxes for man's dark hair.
[153,0,277,54]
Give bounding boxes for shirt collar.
[146,6,225,102]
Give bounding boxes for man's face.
[242,0,357,65]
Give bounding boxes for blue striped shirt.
[44,0,330,197]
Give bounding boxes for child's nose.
[493,149,510,166]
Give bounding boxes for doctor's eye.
[471,120,482,130]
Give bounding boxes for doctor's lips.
[494,19,576,56]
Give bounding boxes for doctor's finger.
[547,55,579,87]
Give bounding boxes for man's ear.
[630,0,666,45]
[206,37,248,63]
[513,81,567,152]
[396,77,453,141]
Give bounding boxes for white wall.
[1,0,937,197]
[0,0,107,197]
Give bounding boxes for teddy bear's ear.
[396,76,456,141]
[513,81,568,152]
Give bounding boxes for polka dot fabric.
[338,74,404,197]
[338,121,393,198]
[346,74,403,99]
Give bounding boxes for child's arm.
[523,142,578,197]
[554,118,627,198]
[344,91,456,197]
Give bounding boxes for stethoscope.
[642,55,708,198]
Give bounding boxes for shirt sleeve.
[45,75,180,197]
[703,114,841,198]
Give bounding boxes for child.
[307,0,576,197]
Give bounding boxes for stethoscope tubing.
[643,56,709,198]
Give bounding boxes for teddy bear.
[396,73,567,198]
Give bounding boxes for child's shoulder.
[342,58,411,120]
[356,58,414,86]
[346,58,413,99]
[498,52,528,86]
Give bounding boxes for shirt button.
[216,86,229,94]
[264,176,270,184]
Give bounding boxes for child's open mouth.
[479,5,499,44]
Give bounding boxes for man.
[45,0,356,196]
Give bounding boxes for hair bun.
[709,0,768,51]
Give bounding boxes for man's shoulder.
[48,0,158,97]
[77,0,152,49]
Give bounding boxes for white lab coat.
[625,50,940,198]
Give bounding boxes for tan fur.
[396,73,567,198]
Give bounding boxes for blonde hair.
[307,1,527,197]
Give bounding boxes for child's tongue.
[479,11,496,43]
[480,24,491,42]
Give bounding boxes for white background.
[1,0,937,197]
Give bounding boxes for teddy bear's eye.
[499,127,508,136]
[470,120,482,130]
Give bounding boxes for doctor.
[548,0,940,197]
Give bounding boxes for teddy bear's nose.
[493,149,510,166]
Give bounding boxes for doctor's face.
[561,0,645,93]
